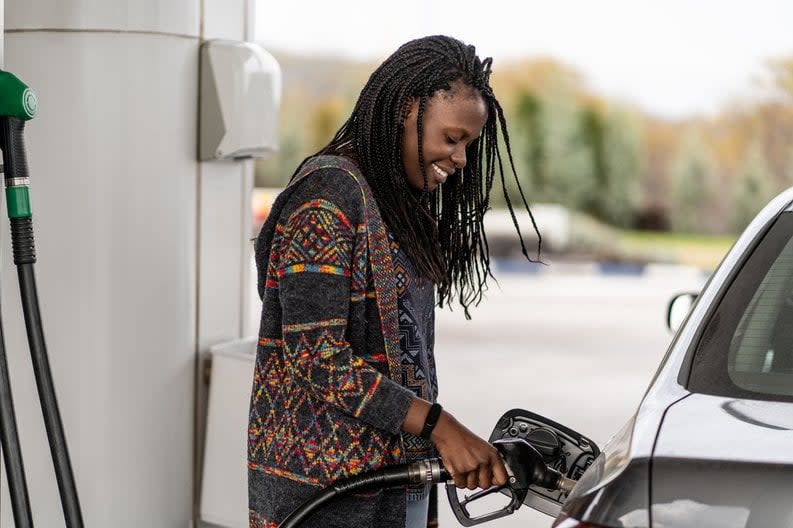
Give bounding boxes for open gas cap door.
[487,409,599,517]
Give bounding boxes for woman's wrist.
[419,403,443,439]
[401,397,431,435]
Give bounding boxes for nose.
[451,146,467,170]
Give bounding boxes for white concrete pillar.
[2,2,200,526]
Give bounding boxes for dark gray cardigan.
[248,156,425,527]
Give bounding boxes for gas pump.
[0,69,84,528]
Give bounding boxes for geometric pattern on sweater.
[249,195,403,485]
[390,235,438,463]
[249,156,421,527]
[248,340,401,486]
[249,509,277,528]
[279,199,353,277]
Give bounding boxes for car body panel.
[655,393,793,463]
[651,458,793,528]
[651,393,793,526]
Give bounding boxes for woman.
[248,35,541,528]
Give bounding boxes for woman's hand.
[430,411,508,490]
[401,398,508,490]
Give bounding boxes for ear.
[402,97,419,125]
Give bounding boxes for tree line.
[256,53,793,235]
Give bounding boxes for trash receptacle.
[200,338,257,527]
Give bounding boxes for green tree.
[573,106,642,227]
[515,91,547,198]
[578,107,608,219]
[602,108,643,227]
[670,133,717,233]
[732,143,773,233]
[541,80,592,210]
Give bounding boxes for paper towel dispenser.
[199,40,281,161]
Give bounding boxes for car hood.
[650,393,793,528]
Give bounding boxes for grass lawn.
[617,231,736,271]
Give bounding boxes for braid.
[313,35,541,314]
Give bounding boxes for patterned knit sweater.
[248,156,432,527]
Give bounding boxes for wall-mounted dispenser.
[199,40,281,161]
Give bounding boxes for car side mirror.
[485,409,599,517]
[667,292,697,333]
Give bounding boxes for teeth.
[431,164,448,178]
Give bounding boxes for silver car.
[489,188,793,527]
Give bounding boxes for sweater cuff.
[358,377,414,435]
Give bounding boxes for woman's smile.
[431,163,451,186]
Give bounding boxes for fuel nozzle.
[496,437,574,492]
[0,70,38,265]
[446,437,575,526]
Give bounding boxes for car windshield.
[688,211,793,402]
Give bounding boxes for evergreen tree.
[602,108,643,227]
[515,91,547,199]
[732,143,773,233]
[670,133,717,233]
[575,106,641,227]
[542,79,592,210]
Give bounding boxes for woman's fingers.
[453,469,468,489]
[477,464,492,490]
[491,453,509,487]
[466,470,478,490]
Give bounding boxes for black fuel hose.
[0,311,34,527]
[279,458,449,528]
[2,116,84,528]
[0,115,36,528]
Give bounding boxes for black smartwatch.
[420,403,443,440]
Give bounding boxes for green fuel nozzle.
[0,70,36,231]
[0,71,38,121]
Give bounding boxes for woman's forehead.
[426,91,488,131]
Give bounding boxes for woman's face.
[401,85,488,193]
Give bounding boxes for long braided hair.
[303,35,542,313]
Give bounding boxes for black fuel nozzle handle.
[0,117,37,266]
[446,438,573,526]
[0,117,30,181]
[1,69,36,181]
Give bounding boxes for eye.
[445,135,458,145]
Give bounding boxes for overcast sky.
[256,0,793,119]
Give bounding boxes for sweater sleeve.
[276,195,414,435]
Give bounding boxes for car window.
[689,211,793,402]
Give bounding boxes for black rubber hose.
[0,313,34,527]
[279,462,449,528]
[2,115,84,527]
[0,115,36,527]
[16,262,84,528]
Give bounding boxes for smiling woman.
[248,35,541,528]
[401,85,488,193]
